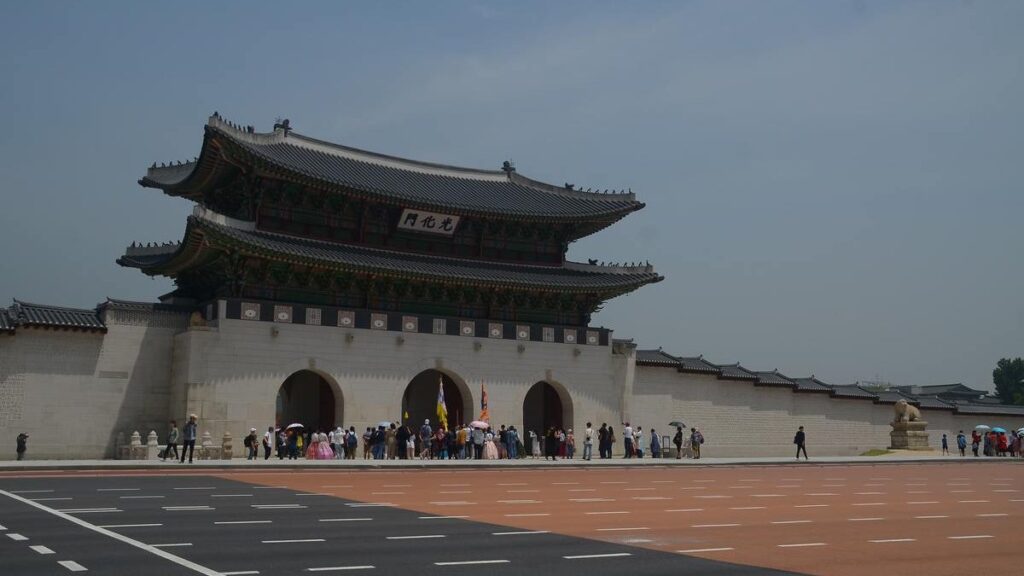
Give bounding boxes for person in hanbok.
[335,427,345,459]
[305,431,317,459]
[566,429,576,459]
[530,430,541,458]
[317,430,334,459]
[483,432,499,459]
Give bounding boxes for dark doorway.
[402,370,469,431]
[522,381,571,437]
[276,370,340,431]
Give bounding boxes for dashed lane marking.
[319,518,373,522]
[777,543,826,548]
[855,492,885,495]
[915,515,948,519]
[497,499,541,504]
[222,572,260,575]
[307,566,375,572]
[97,488,140,492]
[492,530,549,536]
[994,489,1018,493]
[570,498,614,502]
[692,524,740,528]
[977,513,1009,517]
[152,543,193,548]
[564,553,632,559]
[694,495,731,499]
[386,534,445,540]
[7,533,29,541]
[907,501,940,505]
[1,489,221,575]
[97,524,163,529]
[497,483,528,486]
[10,489,54,494]
[948,535,994,540]
[30,545,55,554]
[678,548,734,553]
[253,504,306,509]
[772,520,812,525]
[596,527,649,532]
[172,487,215,490]
[435,560,509,566]
[852,503,885,506]
[751,494,785,498]
[665,508,704,512]
[730,506,766,510]
[58,560,88,572]
[163,506,214,511]
[215,520,273,525]
[957,500,990,503]
[57,508,122,514]
[794,504,828,508]
[210,494,253,498]
[262,538,326,544]
[651,480,675,484]
[848,518,884,522]
[120,496,164,499]
[30,497,73,502]
[870,539,915,543]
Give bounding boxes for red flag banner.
[480,383,490,423]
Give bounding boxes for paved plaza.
[0,460,1020,575]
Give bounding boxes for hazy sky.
[1,1,1021,391]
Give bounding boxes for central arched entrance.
[402,369,471,431]
[276,370,342,432]
[522,380,573,436]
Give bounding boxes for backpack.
[243,435,253,448]
[347,433,357,448]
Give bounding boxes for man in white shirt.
[622,422,634,458]
[634,426,644,458]
[583,422,594,461]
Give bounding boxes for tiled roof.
[914,396,955,410]
[791,377,834,394]
[119,215,663,293]
[10,300,106,332]
[0,308,13,333]
[141,114,644,222]
[678,356,721,374]
[951,403,1024,416]
[828,384,878,399]
[98,298,192,314]
[715,363,758,381]
[874,390,917,405]
[635,349,681,367]
[753,370,796,388]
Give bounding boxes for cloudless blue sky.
[1,1,1021,390]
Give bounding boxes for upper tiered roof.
[141,113,644,223]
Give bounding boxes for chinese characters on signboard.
[398,209,460,236]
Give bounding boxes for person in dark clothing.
[16,433,28,460]
[673,426,684,459]
[180,414,198,463]
[598,423,609,459]
[544,428,559,461]
[396,424,409,459]
[794,426,808,460]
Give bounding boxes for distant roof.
[0,308,13,333]
[635,349,682,367]
[141,113,645,224]
[715,363,758,381]
[753,370,796,388]
[914,396,955,410]
[791,377,834,394]
[951,402,1024,416]
[678,356,721,374]
[10,300,106,332]
[895,383,987,396]
[828,384,879,400]
[119,215,663,294]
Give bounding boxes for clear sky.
[1,1,1021,391]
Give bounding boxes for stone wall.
[631,365,1024,456]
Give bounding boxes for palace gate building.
[3,114,1023,459]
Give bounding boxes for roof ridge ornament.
[273,118,292,136]
[501,160,516,174]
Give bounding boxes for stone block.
[889,421,930,450]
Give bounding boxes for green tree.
[992,358,1024,405]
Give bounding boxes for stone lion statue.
[893,399,921,423]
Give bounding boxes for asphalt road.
[0,474,793,575]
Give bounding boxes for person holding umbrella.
[971,428,982,457]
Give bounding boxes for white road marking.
[210,494,253,498]
[870,539,915,543]
[848,517,884,522]
[97,523,163,528]
[152,543,193,548]
[163,506,213,511]
[855,492,885,495]
[435,560,509,566]
[751,494,785,498]
[215,520,273,525]
[958,500,990,503]
[222,572,260,575]
[600,481,627,484]
[498,483,527,486]
[382,484,411,488]
[694,495,731,499]
[994,489,1018,493]
[564,553,632,559]
[915,515,948,519]
[497,499,541,504]
[173,487,215,491]
[57,508,122,514]
[439,490,472,494]
[852,502,885,506]
[806,493,838,496]
[1011,499,1024,502]
[307,566,374,572]
[30,545,55,554]
[772,520,812,525]
[492,530,549,536]
[58,560,88,572]
[568,489,597,492]
[7,533,28,541]
[977,513,1008,517]
[318,518,373,522]
[570,498,614,502]
[777,543,826,548]
[775,485,801,488]
[504,513,550,517]
[596,527,649,532]
[586,511,630,515]
[439,483,470,487]
[948,535,993,540]
[625,487,655,491]
[10,489,54,494]
[120,496,164,500]
[692,523,740,528]
[386,534,445,540]
[30,497,73,502]
[651,480,675,484]
[97,488,140,492]
[665,508,704,512]
[633,496,671,500]
[730,506,766,510]
[252,504,306,509]
[678,547,734,553]
[262,538,326,544]
[1,489,222,575]
[907,501,939,505]
[0,524,5,530]
[506,489,540,493]
[794,504,829,508]
[552,482,580,485]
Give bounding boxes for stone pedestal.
[889,421,930,450]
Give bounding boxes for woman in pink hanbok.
[305,432,318,459]
[316,431,333,459]
[482,432,499,460]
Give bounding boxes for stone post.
[129,431,146,460]
[221,431,234,460]
[146,430,160,460]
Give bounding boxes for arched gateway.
[276,370,343,431]
[402,370,471,430]
[522,381,573,436]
